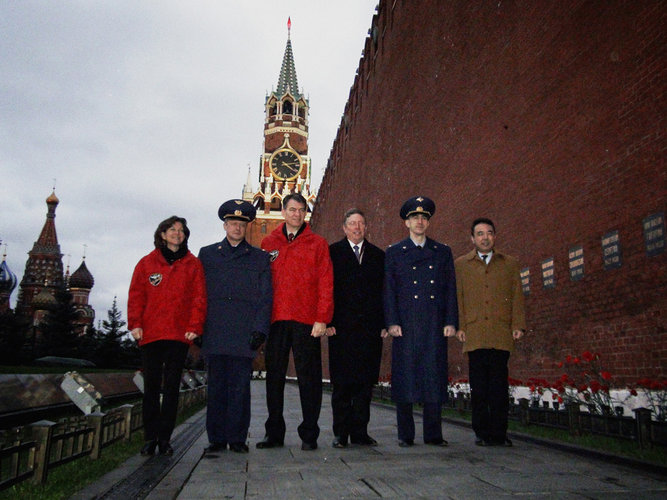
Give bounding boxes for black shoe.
[351,435,378,446]
[256,437,284,449]
[301,441,318,451]
[425,438,448,447]
[158,441,173,456]
[204,443,226,454]
[332,436,348,448]
[140,440,157,456]
[398,439,414,447]
[229,442,249,453]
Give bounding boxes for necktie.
[353,244,361,263]
[481,254,488,264]
[288,233,295,242]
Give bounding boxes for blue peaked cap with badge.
[400,195,436,220]
[218,199,257,222]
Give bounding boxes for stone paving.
[76,380,667,499]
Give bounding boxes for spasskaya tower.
[242,17,316,246]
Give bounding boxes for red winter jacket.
[261,223,334,325]
[128,249,207,346]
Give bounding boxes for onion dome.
[69,260,94,289]
[0,258,17,294]
[46,190,59,205]
[32,287,57,310]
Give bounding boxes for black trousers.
[396,402,443,443]
[331,381,373,441]
[468,348,510,443]
[140,340,189,442]
[206,354,252,445]
[264,320,322,444]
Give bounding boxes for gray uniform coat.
[198,239,272,358]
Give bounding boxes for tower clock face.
[270,149,301,180]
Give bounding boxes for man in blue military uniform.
[198,199,272,453]
[383,196,458,447]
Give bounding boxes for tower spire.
[276,17,300,98]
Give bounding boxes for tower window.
[282,100,293,115]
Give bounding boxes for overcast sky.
[1,0,378,324]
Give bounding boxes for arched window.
[282,100,293,115]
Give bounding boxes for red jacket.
[261,223,334,325]
[128,249,207,346]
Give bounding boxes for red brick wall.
[312,0,666,384]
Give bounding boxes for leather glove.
[249,331,267,351]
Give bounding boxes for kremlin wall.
[311,0,666,382]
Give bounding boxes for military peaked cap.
[218,199,256,222]
[400,196,436,220]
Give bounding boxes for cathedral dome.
[69,260,94,289]
[0,259,17,293]
[46,190,59,205]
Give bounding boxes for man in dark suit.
[384,196,458,447]
[198,199,272,454]
[326,208,385,448]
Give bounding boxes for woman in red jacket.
[128,216,207,456]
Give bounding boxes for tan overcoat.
[454,249,526,353]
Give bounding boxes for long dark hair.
[153,216,190,251]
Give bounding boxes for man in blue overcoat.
[198,199,272,453]
[383,196,458,447]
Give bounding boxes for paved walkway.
[76,380,667,499]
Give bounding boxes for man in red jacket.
[257,193,334,451]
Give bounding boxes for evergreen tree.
[93,297,140,368]
[37,287,81,358]
[0,311,29,365]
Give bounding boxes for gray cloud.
[1,0,377,322]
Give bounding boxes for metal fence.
[371,385,667,448]
[0,384,206,491]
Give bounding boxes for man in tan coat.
[455,218,526,446]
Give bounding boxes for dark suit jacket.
[198,239,272,359]
[328,238,385,385]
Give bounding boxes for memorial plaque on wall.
[568,245,584,281]
[602,230,622,269]
[520,267,530,295]
[541,258,555,289]
[643,212,665,256]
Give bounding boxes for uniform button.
[430,280,434,283]
[430,295,435,299]
[413,280,418,284]
[484,316,488,320]
[414,295,419,299]
[413,266,417,270]
[429,265,433,269]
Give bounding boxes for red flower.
[557,361,563,368]
[565,355,572,363]
[573,357,580,364]
[601,371,612,381]
[630,389,638,396]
